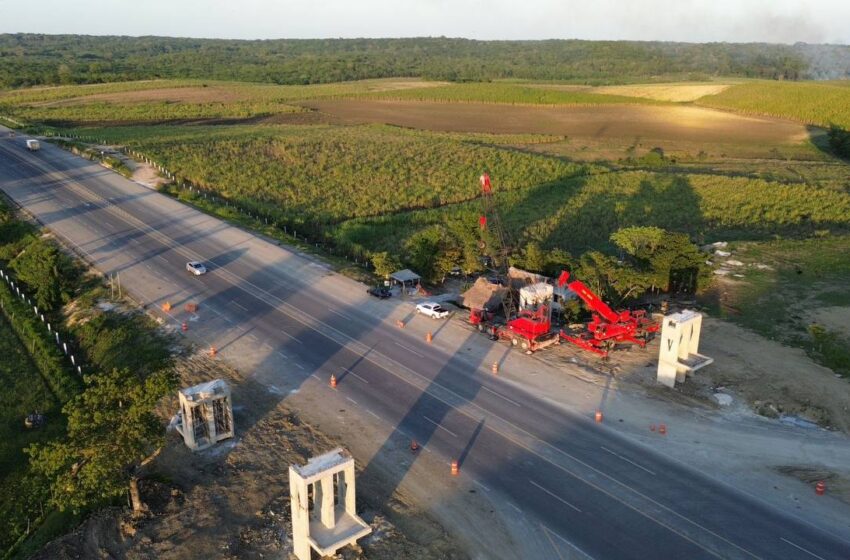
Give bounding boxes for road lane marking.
[156,254,168,263]
[473,480,491,492]
[780,538,827,560]
[394,341,425,358]
[277,351,287,359]
[509,503,522,513]
[367,409,380,419]
[422,415,457,437]
[342,368,369,384]
[294,363,305,370]
[346,397,358,405]
[529,479,582,513]
[482,385,521,407]
[280,330,302,344]
[600,446,657,476]
[310,374,320,381]
[230,300,248,312]
[542,524,595,560]
[330,309,354,321]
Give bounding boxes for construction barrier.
[330,374,337,389]
[451,460,459,476]
[595,410,603,423]
[816,481,826,496]
[185,303,198,313]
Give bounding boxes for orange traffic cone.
[410,440,420,453]
[451,460,459,476]
[658,423,667,435]
[492,362,498,375]
[595,410,603,423]
[816,481,826,495]
[330,374,337,389]
[426,332,433,343]
[181,321,188,332]
[210,346,217,357]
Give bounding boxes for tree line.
[2,34,846,89]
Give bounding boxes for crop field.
[300,99,810,145]
[330,170,850,259]
[0,78,449,125]
[697,81,850,128]
[588,82,733,102]
[358,82,665,105]
[67,124,588,223]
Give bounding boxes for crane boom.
[557,271,619,323]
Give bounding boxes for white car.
[186,261,207,276]
[416,302,449,319]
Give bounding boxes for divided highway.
[1,131,849,559]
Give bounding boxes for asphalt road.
[2,131,849,560]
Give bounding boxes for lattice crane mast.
[475,172,515,323]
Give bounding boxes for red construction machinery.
[557,271,659,358]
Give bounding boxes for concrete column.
[320,477,335,528]
[289,467,311,560]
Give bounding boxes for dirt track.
[300,99,810,144]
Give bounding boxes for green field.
[331,170,850,260]
[66,124,588,223]
[0,311,63,553]
[697,81,850,129]
[359,82,665,105]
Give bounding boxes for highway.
[2,130,849,559]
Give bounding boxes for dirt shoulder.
[33,351,465,560]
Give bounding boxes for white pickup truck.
[416,302,450,319]
[26,139,40,151]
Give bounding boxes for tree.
[520,242,546,273]
[370,251,401,279]
[433,243,463,283]
[10,238,63,311]
[27,367,177,513]
[610,227,706,293]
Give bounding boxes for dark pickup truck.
[367,286,391,299]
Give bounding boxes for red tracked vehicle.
[557,271,659,358]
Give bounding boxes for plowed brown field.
[300,99,810,145]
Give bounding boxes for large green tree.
[27,367,176,513]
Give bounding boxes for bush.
[0,274,81,404]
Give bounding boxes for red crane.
[557,271,659,358]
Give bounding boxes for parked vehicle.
[26,139,40,151]
[367,286,391,299]
[186,261,207,276]
[416,302,450,319]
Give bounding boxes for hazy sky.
[1,0,848,44]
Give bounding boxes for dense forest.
[1,34,848,88]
